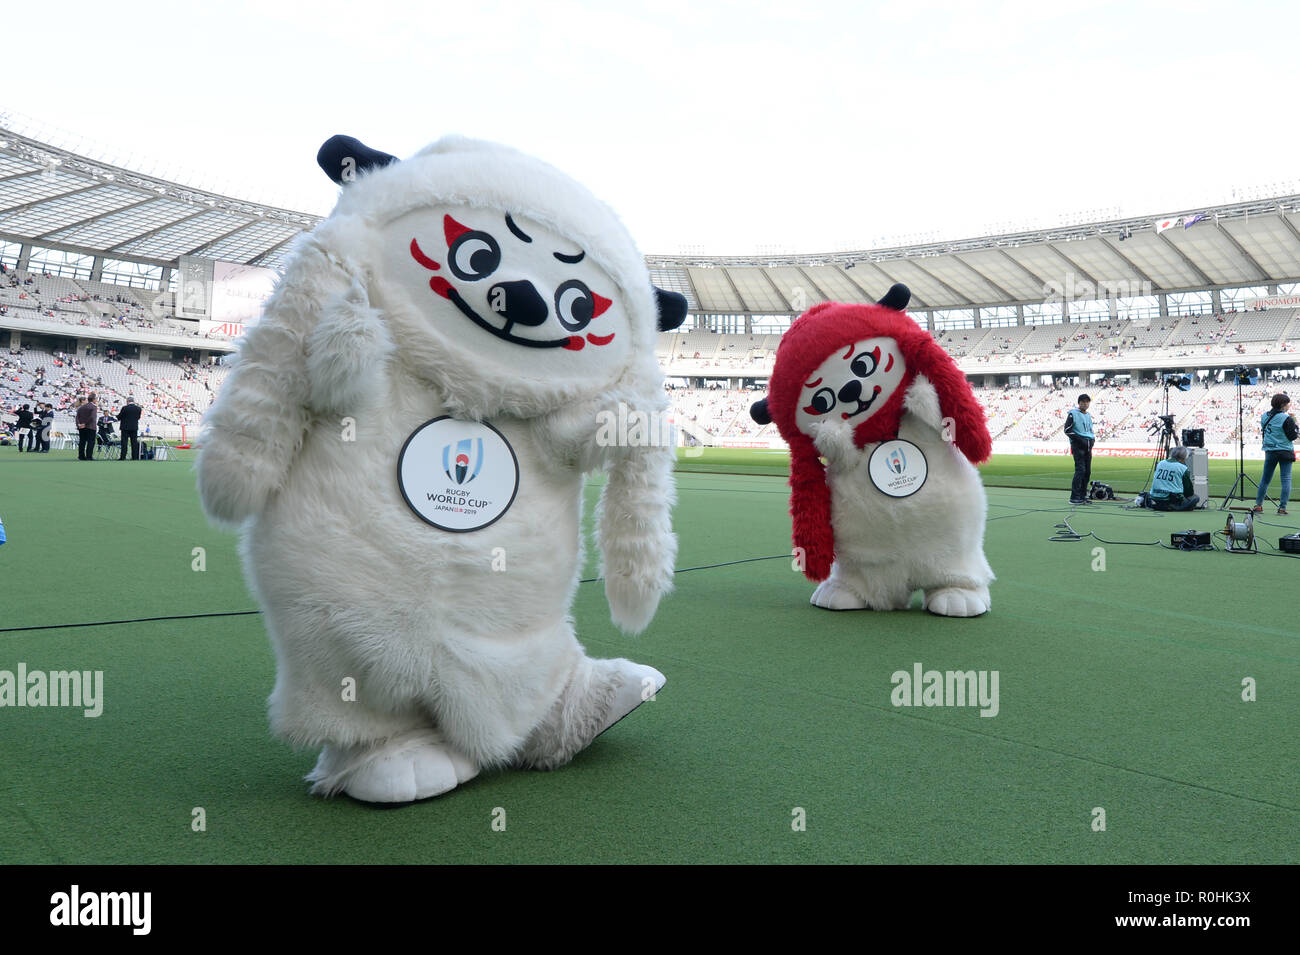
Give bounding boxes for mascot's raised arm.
[750,286,995,617]
[196,133,686,802]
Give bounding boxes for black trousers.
[1070,442,1093,500]
[120,430,139,460]
[17,428,30,451]
[78,428,97,459]
[1153,494,1200,512]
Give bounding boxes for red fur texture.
[765,302,991,581]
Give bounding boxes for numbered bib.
[397,416,520,532]
[868,439,927,498]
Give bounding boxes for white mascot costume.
[750,286,995,616]
[197,134,686,802]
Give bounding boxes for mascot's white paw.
[810,578,869,611]
[307,728,479,803]
[923,587,990,618]
[598,660,666,737]
[516,658,666,771]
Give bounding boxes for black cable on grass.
[1,555,798,634]
[1047,515,1217,551]
[0,609,263,634]
[580,553,792,584]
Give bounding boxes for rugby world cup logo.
[443,437,485,486]
[889,447,906,474]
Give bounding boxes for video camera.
[1147,414,1176,436]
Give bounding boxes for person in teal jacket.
[1064,394,1095,503]
[1147,447,1199,511]
[1254,393,1298,515]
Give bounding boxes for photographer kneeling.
[1142,447,1200,511]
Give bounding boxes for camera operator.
[1145,446,1200,511]
[1064,393,1095,504]
[1253,393,1297,516]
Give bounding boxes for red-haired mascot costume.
[750,285,994,616]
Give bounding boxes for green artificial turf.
[679,447,1265,499]
[0,448,1296,864]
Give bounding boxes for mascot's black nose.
[488,280,549,327]
[838,379,862,403]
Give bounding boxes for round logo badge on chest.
[867,439,928,498]
[397,416,520,532]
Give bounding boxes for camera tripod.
[1221,371,1268,510]
[1144,382,1180,493]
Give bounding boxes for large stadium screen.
[199,261,278,339]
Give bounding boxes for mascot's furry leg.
[921,459,993,618]
[920,547,993,618]
[516,438,675,770]
[811,560,913,611]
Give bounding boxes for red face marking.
[444,214,472,245]
[804,377,822,388]
[884,353,894,373]
[564,336,586,351]
[591,292,612,318]
[802,404,822,416]
[842,344,855,360]
[586,332,615,346]
[409,237,441,271]
[429,277,453,298]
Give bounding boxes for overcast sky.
[5,0,1298,255]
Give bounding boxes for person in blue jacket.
[1147,446,1200,511]
[1064,393,1095,504]
[1254,393,1298,516]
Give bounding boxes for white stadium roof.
[4,121,1300,312]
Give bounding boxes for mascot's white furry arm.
[196,134,687,802]
[750,286,995,617]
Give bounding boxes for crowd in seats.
[666,385,769,443]
[0,264,233,342]
[1,343,229,440]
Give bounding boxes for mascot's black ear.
[749,397,771,425]
[655,287,688,331]
[650,287,691,332]
[317,134,399,185]
[877,283,911,311]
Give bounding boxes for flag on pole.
[1154,217,1180,233]
[1182,213,1208,229]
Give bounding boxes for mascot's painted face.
[793,336,907,437]
[378,205,632,380]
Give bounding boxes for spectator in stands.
[1143,447,1200,511]
[117,396,143,461]
[1064,394,1095,504]
[76,393,99,461]
[1253,393,1297,516]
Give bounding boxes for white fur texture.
[196,138,676,794]
[814,374,994,615]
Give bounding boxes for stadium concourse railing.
[1,309,235,350]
